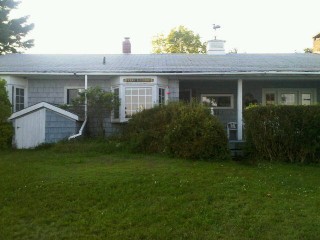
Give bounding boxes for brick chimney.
[122,37,131,54]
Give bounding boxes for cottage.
[1,38,320,148]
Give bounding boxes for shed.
[9,102,81,149]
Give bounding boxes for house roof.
[1,53,320,74]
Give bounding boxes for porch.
[177,74,320,141]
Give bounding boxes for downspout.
[68,74,88,140]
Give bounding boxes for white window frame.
[124,86,154,119]
[200,94,234,109]
[262,88,317,106]
[14,86,26,112]
[64,86,85,105]
[111,76,169,122]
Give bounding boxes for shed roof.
[9,102,79,121]
[1,53,320,74]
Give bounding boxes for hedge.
[122,102,230,160]
[244,105,320,163]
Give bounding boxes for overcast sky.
[11,0,320,54]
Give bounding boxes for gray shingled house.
[1,39,320,148]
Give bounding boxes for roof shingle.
[1,53,320,73]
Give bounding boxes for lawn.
[0,142,320,239]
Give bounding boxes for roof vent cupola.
[207,24,226,55]
[122,37,131,54]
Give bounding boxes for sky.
[10,0,320,54]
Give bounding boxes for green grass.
[1,142,320,239]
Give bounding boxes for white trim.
[2,71,320,76]
[9,102,79,121]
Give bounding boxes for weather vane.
[213,24,221,40]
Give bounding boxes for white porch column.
[85,75,88,119]
[237,79,243,141]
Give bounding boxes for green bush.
[164,103,230,160]
[122,103,177,153]
[0,122,13,149]
[0,79,13,149]
[123,102,230,160]
[244,105,320,163]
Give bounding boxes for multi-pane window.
[15,88,25,111]
[125,87,153,118]
[159,88,165,105]
[66,88,84,105]
[263,89,316,106]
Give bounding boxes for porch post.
[237,79,243,141]
[85,75,88,119]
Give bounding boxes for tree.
[0,79,13,148]
[304,48,313,53]
[72,87,120,137]
[152,26,206,54]
[0,0,34,55]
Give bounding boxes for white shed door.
[15,109,46,149]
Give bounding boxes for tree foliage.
[0,79,13,148]
[0,79,11,121]
[152,26,206,54]
[72,86,120,137]
[304,48,313,53]
[0,0,34,55]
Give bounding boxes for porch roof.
[1,53,320,74]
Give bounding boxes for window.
[265,93,276,105]
[113,88,120,119]
[15,88,25,111]
[112,76,169,122]
[66,88,84,105]
[125,87,153,118]
[159,88,165,105]
[302,93,312,105]
[262,89,316,106]
[280,93,296,105]
[201,94,234,109]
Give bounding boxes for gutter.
[1,71,320,76]
[68,74,88,140]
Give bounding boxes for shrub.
[0,122,13,149]
[164,103,230,160]
[122,103,177,153]
[123,102,230,160]
[244,105,320,163]
[0,79,13,149]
